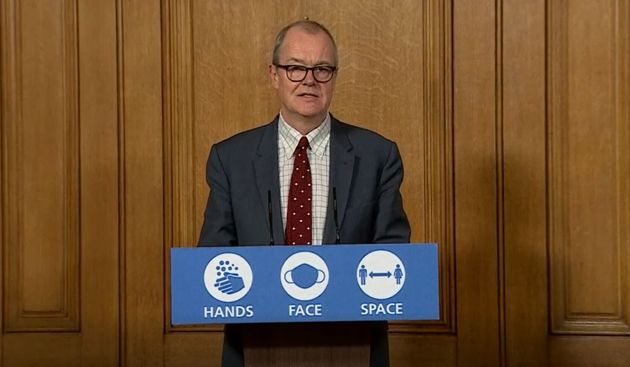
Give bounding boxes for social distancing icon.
[356,250,405,299]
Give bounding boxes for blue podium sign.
[171,243,439,325]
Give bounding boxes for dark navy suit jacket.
[198,116,411,366]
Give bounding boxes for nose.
[301,69,316,85]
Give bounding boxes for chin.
[296,107,325,118]
[301,113,326,123]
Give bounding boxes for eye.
[287,65,307,72]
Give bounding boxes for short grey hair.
[271,20,338,66]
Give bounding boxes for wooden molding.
[162,0,221,334]
[163,0,196,249]
[390,0,455,335]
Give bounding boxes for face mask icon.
[280,252,329,301]
[283,263,326,289]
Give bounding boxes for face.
[270,27,336,129]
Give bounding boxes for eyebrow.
[284,57,335,66]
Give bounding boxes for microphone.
[332,187,341,244]
[267,190,275,245]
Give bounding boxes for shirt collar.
[278,113,331,158]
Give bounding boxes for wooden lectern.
[240,323,372,367]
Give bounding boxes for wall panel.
[2,0,80,332]
[120,0,165,365]
[453,0,501,364]
[77,0,121,364]
[1,0,121,365]
[549,0,630,334]
[502,0,548,365]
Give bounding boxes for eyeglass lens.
[284,66,335,82]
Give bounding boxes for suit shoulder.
[205,120,276,167]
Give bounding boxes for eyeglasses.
[273,64,337,83]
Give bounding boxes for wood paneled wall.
[3,0,81,333]
[1,0,120,365]
[1,0,629,366]
[548,0,630,334]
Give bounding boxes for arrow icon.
[369,271,392,278]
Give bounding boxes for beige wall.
[1,0,628,366]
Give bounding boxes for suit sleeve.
[373,142,411,243]
[197,145,238,247]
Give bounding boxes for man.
[198,20,410,367]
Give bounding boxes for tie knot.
[296,136,309,153]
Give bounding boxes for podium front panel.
[171,243,439,325]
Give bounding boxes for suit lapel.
[324,119,355,244]
[253,119,285,245]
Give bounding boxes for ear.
[269,64,280,89]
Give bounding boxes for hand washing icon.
[283,263,326,289]
[203,253,253,303]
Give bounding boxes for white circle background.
[204,253,253,303]
[280,252,329,301]
[357,250,405,300]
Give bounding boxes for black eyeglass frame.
[273,64,338,83]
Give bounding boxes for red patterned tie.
[285,137,312,245]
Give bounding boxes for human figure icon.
[359,264,368,285]
[394,264,404,285]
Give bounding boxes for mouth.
[297,92,319,98]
